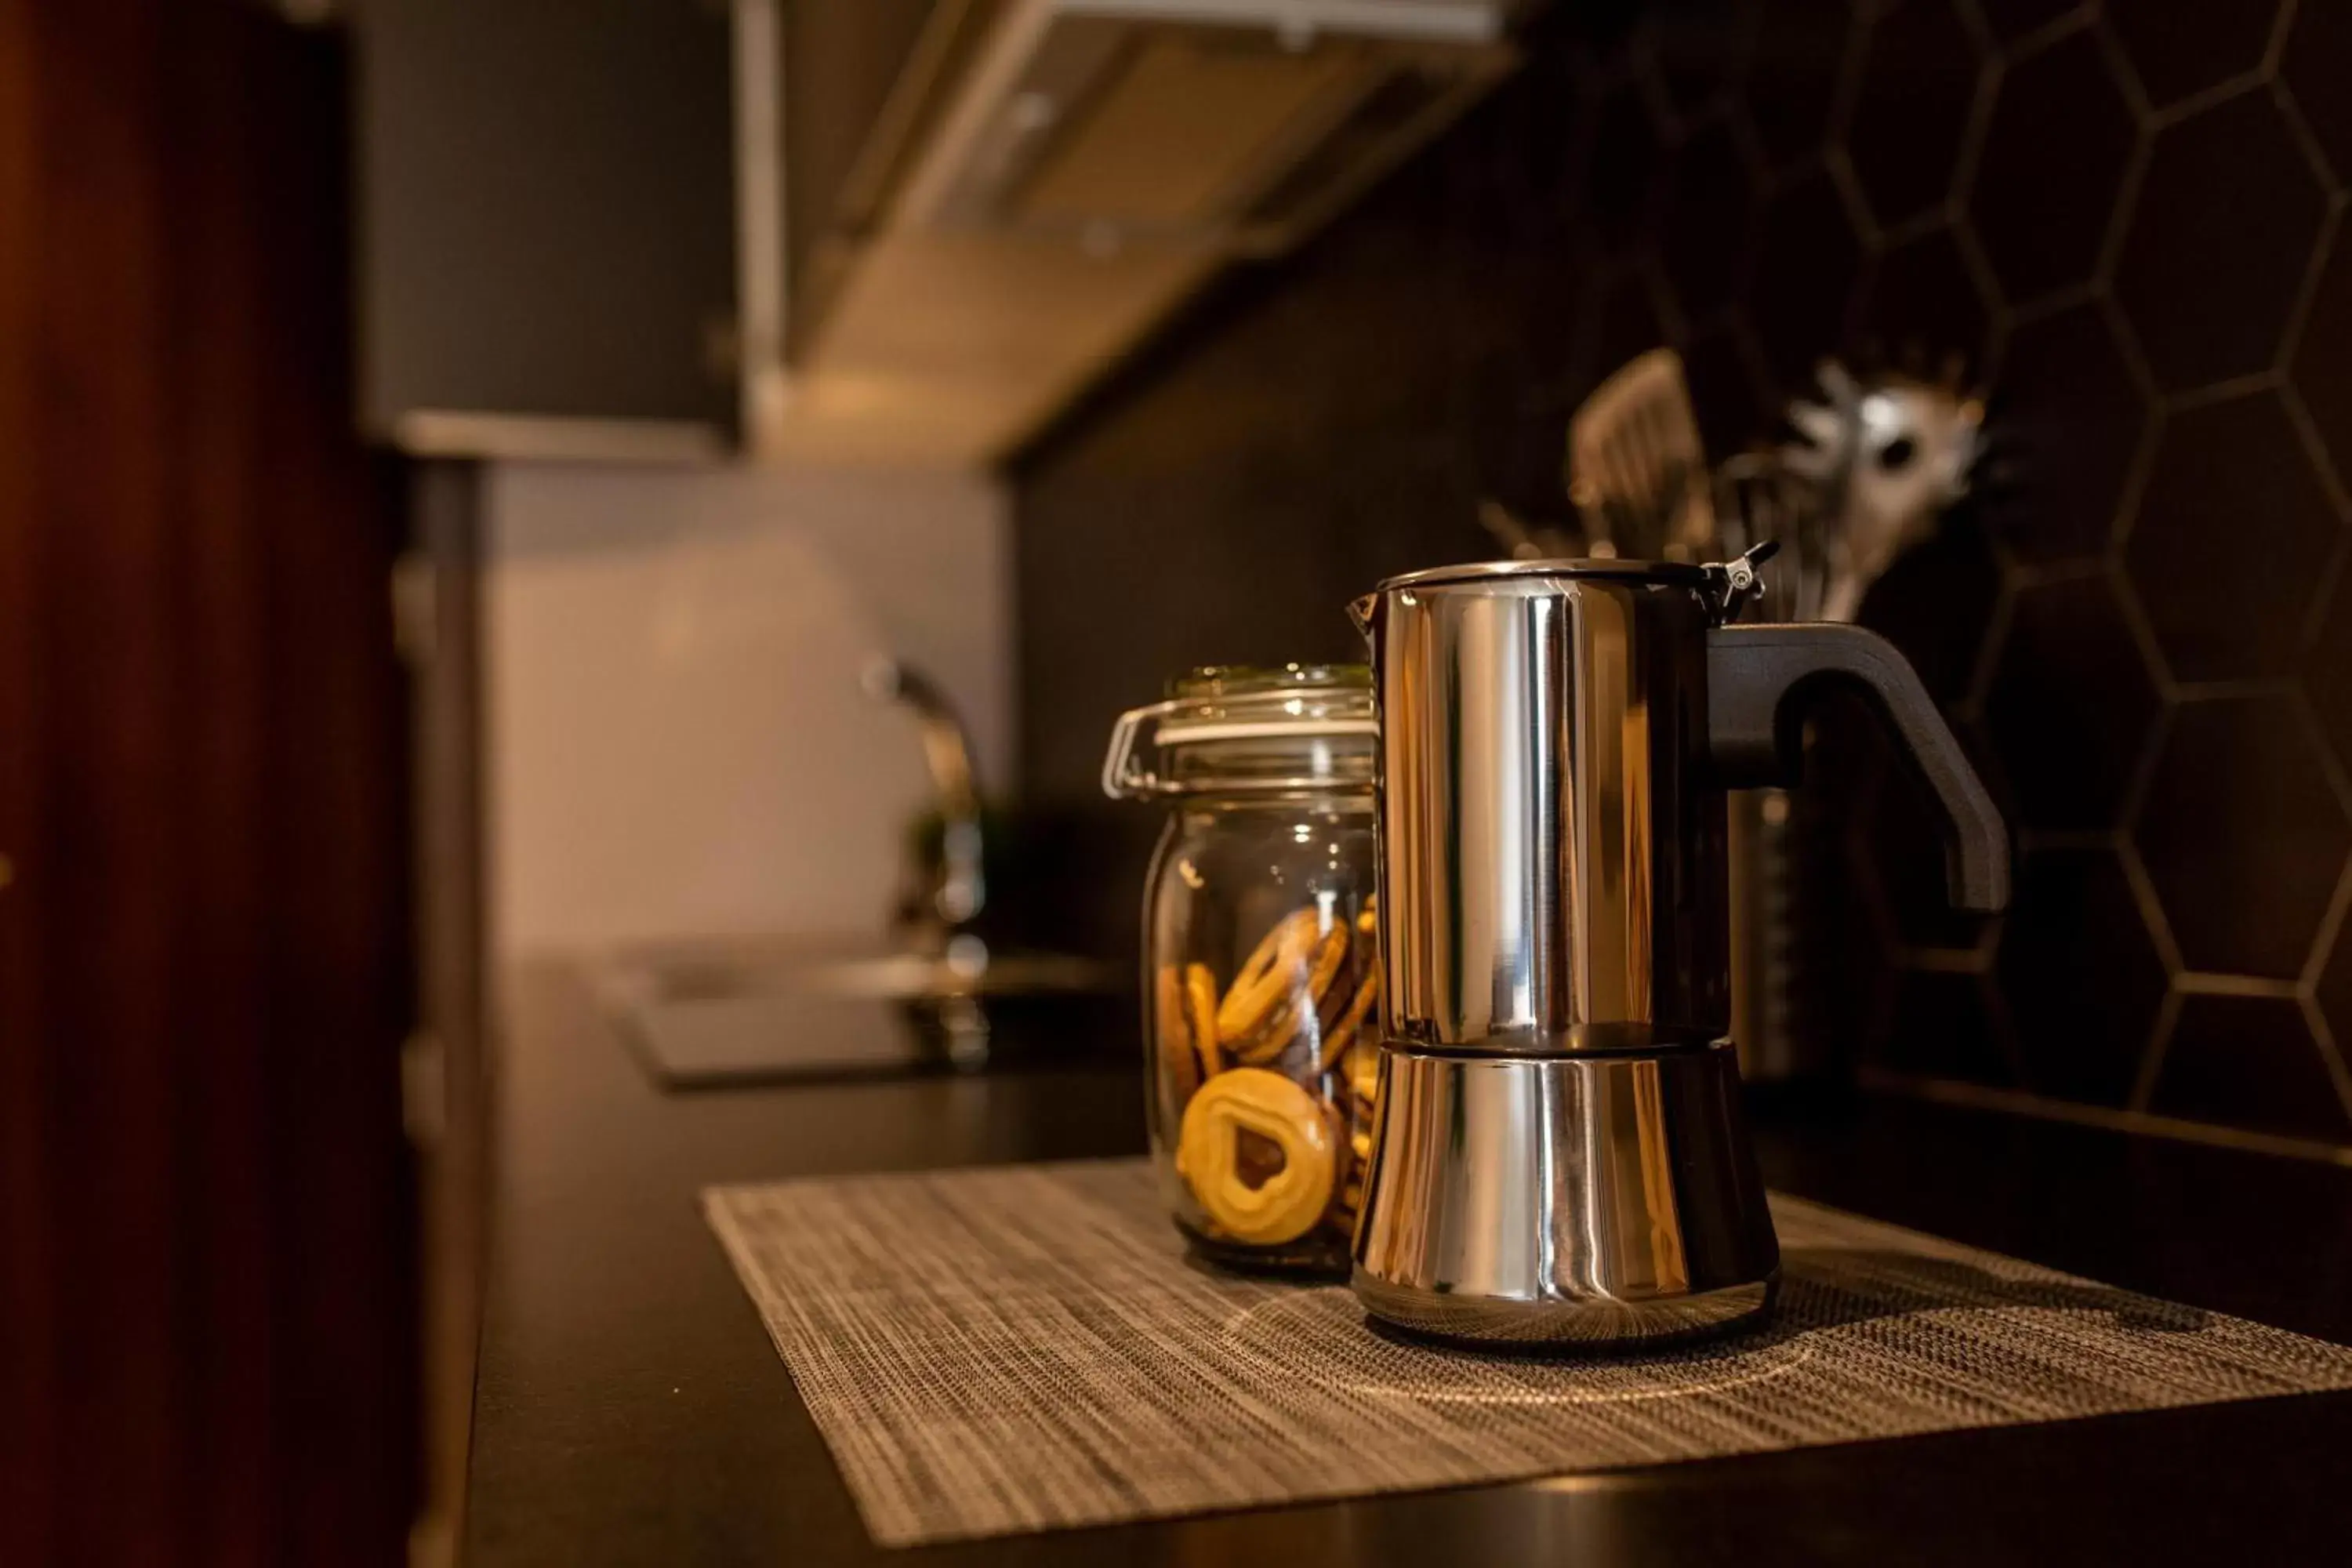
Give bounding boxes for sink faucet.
[862,658,986,956]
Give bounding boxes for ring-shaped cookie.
[1304,918,1350,1000]
[1183,962,1222,1076]
[1216,908,1321,1047]
[1153,965,1202,1109]
[1235,920,1354,1065]
[1316,969,1381,1069]
[1177,1068,1337,1245]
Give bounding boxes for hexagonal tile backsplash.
[1966,29,2135,305]
[1017,0,2352,1151]
[2113,89,2329,394]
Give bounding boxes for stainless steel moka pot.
[1345,550,2008,1347]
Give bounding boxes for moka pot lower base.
[1348,1037,1782,1348]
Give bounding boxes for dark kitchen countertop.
[465,962,2352,1566]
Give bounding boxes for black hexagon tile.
[1579,82,1664,245]
[1681,325,1769,459]
[1966,30,2138,307]
[2107,0,2282,111]
[1977,0,2085,42]
[1742,0,1855,174]
[2149,993,2352,1142]
[1790,719,1904,1058]
[1568,266,1669,403]
[1449,367,1575,526]
[1995,848,2170,1106]
[1453,232,1585,401]
[1844,662,2013,959]
[1472,27,1586,223]
[2125,391,2341,683]
[2321,914,2352,1058]
[1987,304,2151,561]
[2114,92,2330,393]
[1857,510,2002,703]
[1658,118,1756,324]
[1846,225,1993,374]
[1745,165,1864,390]
[2310,568,2352,777]
[2282,0,2352,187]
[1843,0,1986,230]
[1850,731,2007,953]
[1645,0,1755,126]
[2135,695,2352,978]
[2291,227,2352,488]
[1985,575,2162,830]
[1871,968,2016,1087]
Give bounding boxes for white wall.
[485,461,1010,954]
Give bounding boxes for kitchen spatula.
[1567,347,1715,561]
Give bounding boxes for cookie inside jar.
[1104,664,1380,1278]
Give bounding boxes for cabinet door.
[358,0,738,458]
[0,5,416,1562]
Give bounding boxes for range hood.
[746,0,1522,465]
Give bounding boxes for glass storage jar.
[1102,665,1379,1276]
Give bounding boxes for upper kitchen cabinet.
[358,0,743,460]
[358,1,1523,466]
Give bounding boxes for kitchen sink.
[624,945,1116,1006]
[586,939,1124,1088]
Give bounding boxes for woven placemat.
[704,1158,2352,1547]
